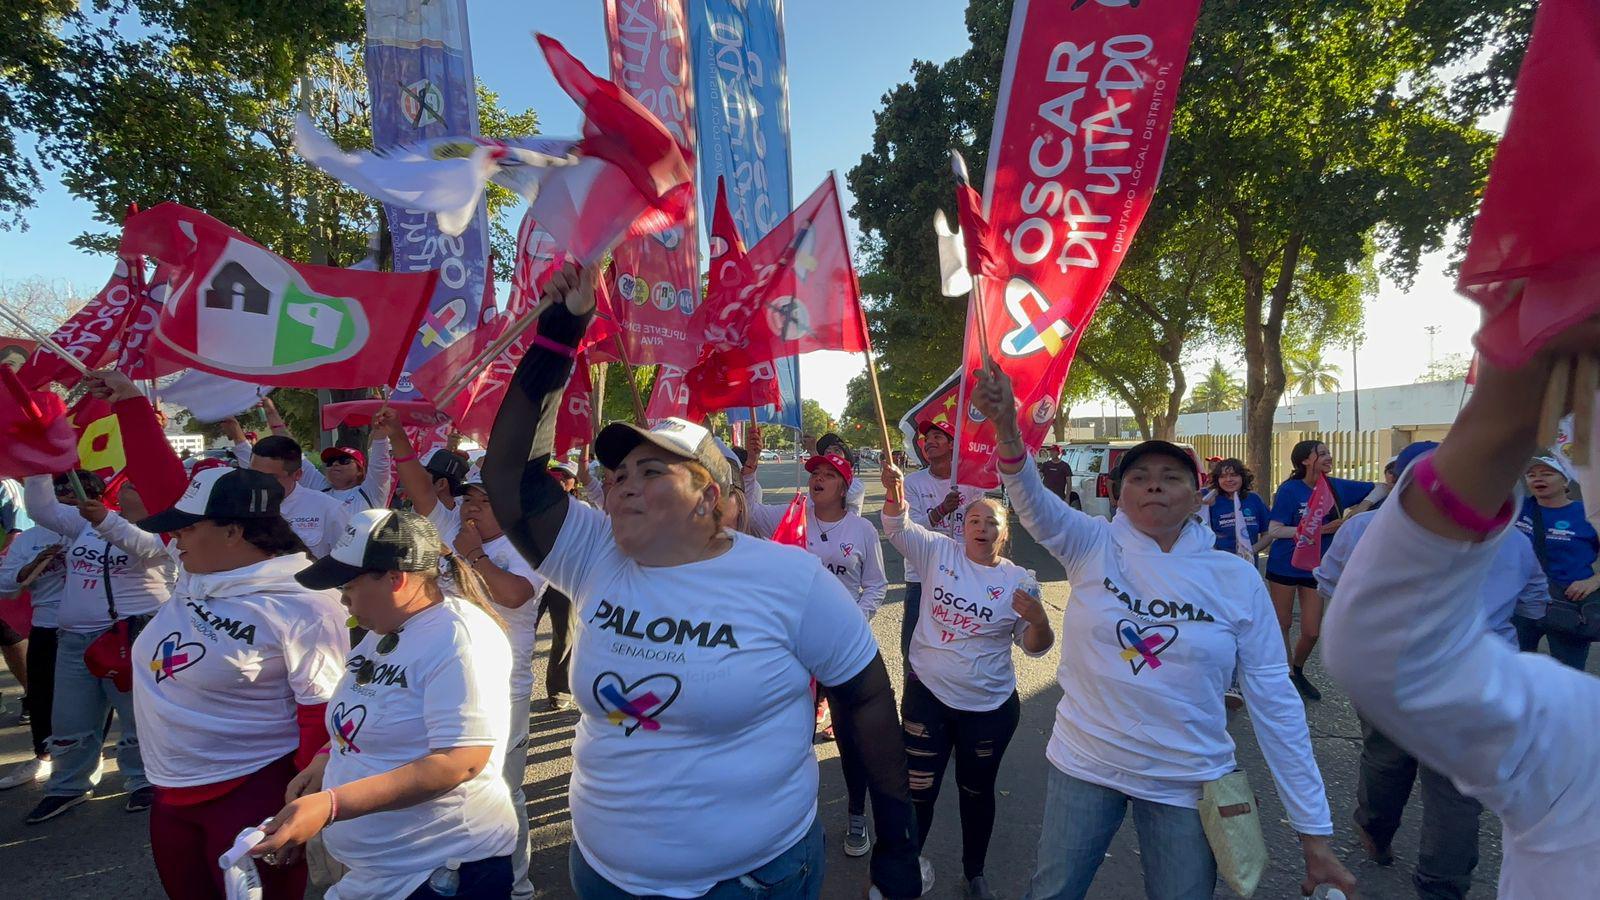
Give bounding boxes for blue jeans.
[569,815,823,900]
[1513,613,1592,670]
[45,627,147,797]
[900,582,923,682]
[403,855,513,899]
[1026,767,1215,900]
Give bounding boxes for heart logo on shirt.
[987,585,1005,602]
[1115,619,1179,675]
[331,703,367,754]
[149,631,206,683]
[593,672,682,736]
[840,543,854,557]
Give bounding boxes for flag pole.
[610,333,648,425]
[0,306,91,377]
[862,340,894,463]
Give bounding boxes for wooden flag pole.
[610,333,648,426]
[1572,356,1599,468]
[862,340,895,464]
[1539,356,1573,451]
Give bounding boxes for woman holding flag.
[1203,459,1271,560]
[480,262,923,900]
[749,447,889,859]
[1264,441,1383,701]
[970,361,1354,900]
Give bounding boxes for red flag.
[555,355,596,456]
[109,264,170,380]
[1291,476,1337,571]
[0,367,80,478]
[952,0,1202,489]
[603,0,701,369]
[898,369,962,459]
[770,491,809,548]
[1458,0,1600,366]
[71,397,125,481]
[952,160,998,280]
[684,355,784,422]
[16,257,144,390]
[713,177,868,368]
[117,203,437,389]
[645,364,690,424]
[320,400,450,432]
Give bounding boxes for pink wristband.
[997,451,1026,466]
[392,450,418,465]
[1412,454,1514,535]
[529,334,577,358]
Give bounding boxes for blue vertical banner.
[364,1,492,400]
[692,0,801,428]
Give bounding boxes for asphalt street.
[0,462,1538,898]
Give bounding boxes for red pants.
[149,754,308,900]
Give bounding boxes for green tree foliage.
[1184,361,1244,414]
[1283,344,1343,397]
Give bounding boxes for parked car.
[1057,439,1201,520]
[760,449,780,461]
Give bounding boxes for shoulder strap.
[1530,502,1549,569]
[102,540,118,620]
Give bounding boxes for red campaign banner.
[1291,475,1336,571]
[604,0,702,369]
[645,364,689,423]
[1458,0,1600,366]
[118,203,438,389]
[555,354,595,456]
[110,264,171,380]
[16,255,144,390]
[953,0,1202,489]
[715,176,868,368]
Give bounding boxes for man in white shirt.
[301,442,394,512]
[247,436,351,559]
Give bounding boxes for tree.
[0,277,86,332]
[1185,361,1244,414]
[800,399,835,441]
[1284,344,1343,397]
[1417,352,1472,383]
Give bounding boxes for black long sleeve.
[484,301,594,568]
[825,653,922,898]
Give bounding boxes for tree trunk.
[1154,336,1186,441]
[1240,228,1303,489]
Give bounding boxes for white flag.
[153,370,273,423]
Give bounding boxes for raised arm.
[857,530,888,619]
[88,371,187,511]
[373,411,441,517]
[22,475,84,538]
[360,437,394,503]
[1323,339,1600,843]
[483,264,595,568]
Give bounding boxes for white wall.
[1177,379,1471,436]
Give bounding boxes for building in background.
[1176,378,1471,436]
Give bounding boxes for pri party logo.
[187,240,370,375]
[150,632,205,683]
[593,672,681,736]
[1115,619,1178,675]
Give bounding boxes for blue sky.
[0,1,1484,417]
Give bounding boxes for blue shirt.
[1209,492,1269,556]
[1515,497,1599,587]
[1267,476,1374,577]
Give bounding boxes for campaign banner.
[606,0,702,368]
[16,255,142,390]
[692,0,800,427]
[953,0,1202,489]
[365,0,493,400]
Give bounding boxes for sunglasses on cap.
[354,631,402,686]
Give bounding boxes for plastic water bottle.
[1310,886,1347,900]
[1019,569,1042,600]
[427,859,462,896]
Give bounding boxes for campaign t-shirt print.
[150,631,206,683]
[330,702,367,754]
[1116,619,1178,674]
[592,672,681,736]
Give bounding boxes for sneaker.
[547,694,574,712]
[815,699,834,742]
[0,758,50,790]
[1291,668,1322,702]
[25,792,88,825]
[125,786,155,813]
[17,695,28,725]
[1223,686,1245,712]
[964,875,999,900]
[1354,817,1394,866]
[844,814,870,857]
[919,856,936,896]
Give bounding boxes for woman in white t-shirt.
[750,449,889,858]
[253,508,516,900]
[969,361,1355,899]
[480,263,924,900]
[126,466,348,900]
[880,468,1053,900]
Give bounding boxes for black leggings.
[818,685,868,815]
[901,679,1020,881]
[25,626,56,758]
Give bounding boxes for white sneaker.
[0,758,50,790]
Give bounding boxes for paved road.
[0,464,1528,898]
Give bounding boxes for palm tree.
[1284,345,1342,396]
[1184,361,1244,413]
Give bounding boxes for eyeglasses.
[354,631,402,686]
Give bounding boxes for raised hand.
[970,359,1017,430]
[544,260,597,317]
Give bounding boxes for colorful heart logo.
[331,702,367,754]
[149,631,206,683]
[840,542,855,557]
[1115,619,1179,675]
[593,672,681,736]
[987,585,1005,602]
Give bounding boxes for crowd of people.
[0,262,1592,900]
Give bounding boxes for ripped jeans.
[44,626,148,797]
[901,679,1020,881]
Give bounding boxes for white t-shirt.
[884,513,1047,710]
[280,485,352,559]
[0,525,68,629]
[131,555,348,786]
[323,597,516,900]
[1001,461,1333,835]
[301,439,395,513]
[23,476,174,633]
[539,499,880,898]
[746,504,888,618]
[901,469,987,583]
